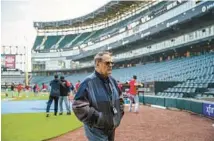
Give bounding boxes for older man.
[72,51,124,141]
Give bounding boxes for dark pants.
[84,124,115,141]
[46,95,59,114]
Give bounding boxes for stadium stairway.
[58,34,77,49]
[52,36,66,49]
[44,36,62,50]
[33,36,44,50]
[38,36,48,50]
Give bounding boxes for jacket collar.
[94,70,110,83]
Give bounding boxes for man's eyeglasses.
[103,61,114,66]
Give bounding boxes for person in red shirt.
[41,83,48,92]
[25,85,30,91]
[75,80,80,92]
[17,83,23,97]
[117,80,123,92]
[128,75,142,113]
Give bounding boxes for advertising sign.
[5,55,16,68]
[203,103,214,118]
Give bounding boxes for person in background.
[41,83,48,92]
[117,80,123,92]
[72,51,124,141]
[10,83,15,98]
[25,85,30,91]
[59,76,72,115]
[46,75,61,117]
[24,84,30,97]
[68,82,75,102]
[75,80,81,92]
[5,83,8,97]
[33,83,40,96]
[128,75,142,113]
[17,83,23,97]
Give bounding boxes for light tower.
[24,36,29,86]
[24,46,29,86]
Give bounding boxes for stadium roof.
[33,1,150,30]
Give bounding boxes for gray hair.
[94,51,112,66]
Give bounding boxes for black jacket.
[60,80,70,96]
[72,71,124,131]
[50,79,61,97]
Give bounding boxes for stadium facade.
[1,45,27,72]
[31,1,214,99]
[1,45,27,87]
[32,1,214,74]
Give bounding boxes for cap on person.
[60,76,65,80]
[54,74,58,79]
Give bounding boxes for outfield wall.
[137,95,214,118]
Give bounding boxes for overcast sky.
[1,0,111,48]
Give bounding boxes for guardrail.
[133,94,214,118]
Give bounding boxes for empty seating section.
[86,29,104,42]
[156,53,214,98]
[195,93,214,99]
[82,31,98,43]
[58,34,77,49]
[157,92,184,98]
[31,53,214,99]
[44,36,62,49]
[34,1,176,50]
[1,76,25,85]
[39,19,124,50]
[97,1,170,37]
[33,36,44,49]
[100,24,119,37]
[31,76,53,86]
[71,32,91,46]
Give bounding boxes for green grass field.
[2,113,83,141]
[1,92,49,101]
[1,91,81,140]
